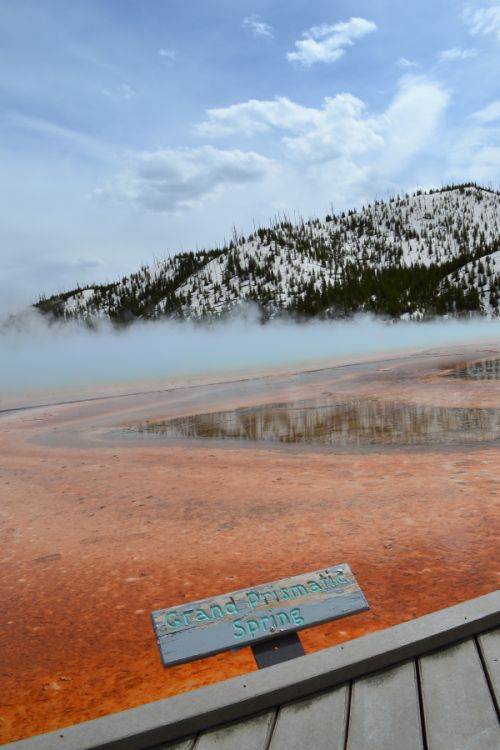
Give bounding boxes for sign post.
[151,563,368,669]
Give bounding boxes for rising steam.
[1,309,500,400]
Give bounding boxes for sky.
[1,0,500,314]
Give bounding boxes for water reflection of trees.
[452,358,500,380]
[135,399,500,447]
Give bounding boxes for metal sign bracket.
[251,631,305,669]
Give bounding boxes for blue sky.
[1,0,500,313]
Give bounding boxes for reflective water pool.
[451,358,500,380]
[130,398,500,447]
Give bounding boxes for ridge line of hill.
[34,182,500,324]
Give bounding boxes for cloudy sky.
[1,0,500,313]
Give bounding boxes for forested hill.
[35,183,500,324]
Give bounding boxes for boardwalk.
[6,591,500,750]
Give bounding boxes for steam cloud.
[1,310,500,400]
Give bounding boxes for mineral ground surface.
[1,343,499,742]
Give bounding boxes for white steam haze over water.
[1,311,500,397]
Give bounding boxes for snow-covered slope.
[35,184,500,323]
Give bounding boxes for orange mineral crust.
[1,345,499,743]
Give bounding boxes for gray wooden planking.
[419,638,500,750]
[346,661,423,750]
[268,685,349,750]
[193,711,276,750]
[478,628,500,714]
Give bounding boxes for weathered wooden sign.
[151,563,368,667]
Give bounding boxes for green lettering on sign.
[151,562,368,667]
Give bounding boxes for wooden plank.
[268,685,349,750]
[194,711,275,750]
[420,638,500,749]
[346,661,423,750]
[478,628,500,714]
[152,563,368,666]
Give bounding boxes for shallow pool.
[450,358,500,380]
[131,398,500,447]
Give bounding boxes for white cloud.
[375,77,449,173]
[438,47,476,61]
[470,99,500,122]
[287,17,376,67]
[196,94,387,164]
[195,97,323,138]
[159,48,176,60]
[463,4,500,40]
[282,95,383,163]
[195,78,448,170]
[242,16,273,39]
[102,83,136,101]
[190,77,449,221]
[94,146,274,212]
[397,57,419,68]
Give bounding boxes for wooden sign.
[151,563,368,667]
